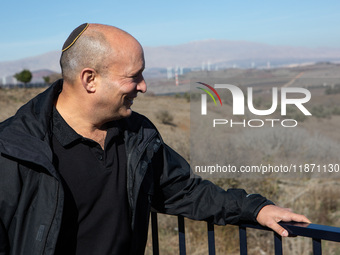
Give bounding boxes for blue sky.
[1,0,340,61]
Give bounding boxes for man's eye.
[132,74,142,79]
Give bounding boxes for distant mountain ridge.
[0,51,61,80]
[143,40,340,69]
[1,39,340,78]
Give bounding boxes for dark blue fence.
[151,212,340,255]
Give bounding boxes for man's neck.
[56,89,108,150]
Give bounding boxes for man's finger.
[281,211,311,223]
[282,207,293,212]
[268,222,289,237]
[289,213,311,223]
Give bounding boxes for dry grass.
[0,87,46,121]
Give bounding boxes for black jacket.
[0,79,273,255]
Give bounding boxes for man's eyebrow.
[136,66,145,75]
[130,69,143,78]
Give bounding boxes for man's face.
[97,45,146,121]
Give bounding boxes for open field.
[1,63,340,254]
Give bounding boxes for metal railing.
[151,212,340,255]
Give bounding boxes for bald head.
[60,24,143,83]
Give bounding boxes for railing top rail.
[238,222,340,242]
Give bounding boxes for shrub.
[325,84,340,95]
[310,105,332,119]
[156,110,174,125]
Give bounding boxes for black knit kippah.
[62,23,89,52]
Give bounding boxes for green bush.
[13,69,32,84]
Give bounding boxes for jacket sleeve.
[151,143,274,225]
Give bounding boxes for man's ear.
[80,68,97,93]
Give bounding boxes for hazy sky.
[1,0,340,61]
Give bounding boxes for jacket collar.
[0,80,63,176]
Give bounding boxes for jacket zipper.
[127,131,158,229]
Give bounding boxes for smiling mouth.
[125,97,135,105]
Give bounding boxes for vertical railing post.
[312,238,322,255]
[239,226,248,255]
[178,215,186,255]
[274,232,283,255]
[151,212,159,255]
[207,222,216,255]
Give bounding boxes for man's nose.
[137,76,147,93]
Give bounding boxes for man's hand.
[256,205,311,237]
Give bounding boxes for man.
[0,23,309,255]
